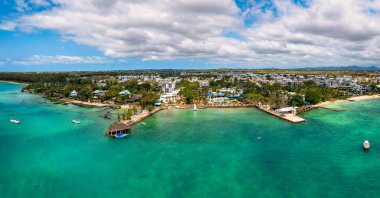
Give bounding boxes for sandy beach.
[70,100,110,107]
[314,94,380,107]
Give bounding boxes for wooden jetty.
[105,107,162,137]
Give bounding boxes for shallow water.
[1,82,380,197]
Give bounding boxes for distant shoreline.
[0,80,29,86]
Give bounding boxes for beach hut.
[70,90,78,97]
[105,122,131,137]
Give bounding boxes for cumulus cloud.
[2,0,380,67]
[0,21,17,31]
[15,0,52,12]
[8,55,125,65]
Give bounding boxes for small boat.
[256,137,261,140]
[141,122,146,125]
[72,120,81,124]
[115,132,128,139]
[193,104,197,111]
[10,119,21,124]
[363,140,370,151]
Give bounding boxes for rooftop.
[107,122,130,132]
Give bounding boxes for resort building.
[160,81,176,93]
[159,90,180,103]
[92,90,106,97]
[118,75,161,82]
[220,87,242,93]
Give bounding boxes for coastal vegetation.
[0,70,379,113]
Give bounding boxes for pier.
[258,108,305,124]
[105,107,162,136]
[120,107,162,126]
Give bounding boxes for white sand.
[314,94,380,107]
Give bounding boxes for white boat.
[193,104,197,111]
[72,120,81,124]
[363,140,370,151]
[10,119,21,124]
[256,137,261,140]
[141,122,146,125]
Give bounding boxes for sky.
[1,0,380,71]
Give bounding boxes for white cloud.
[15,0,51,12]
[0,21,17,31]
[2,0,380,67]
[8,55,125,65]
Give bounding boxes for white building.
[199,80,209,87]
[275,107,298,115]
[159,90,180,103]
[92,90,106,97]
[161,81,176,93]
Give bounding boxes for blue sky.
[0,0,380,71]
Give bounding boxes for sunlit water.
[1,82,379,197]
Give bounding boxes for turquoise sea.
[1,82,380,197]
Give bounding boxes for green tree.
[126,109,133,120]
[78,85,92,100]
[269,91,287,109]
[305,89,321,104]
[139,91,159,108]
[245,93,266,105]
[290,94,304,107]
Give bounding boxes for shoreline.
[106,94,380,132]
[314,94,380,107]
[68,99,111,108]
[0,80,29,86]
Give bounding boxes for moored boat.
[72,120,81,124]
[193,104,197,111]
[115,132,128,139]
[10,119,21,124]
[363,140,370,151]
